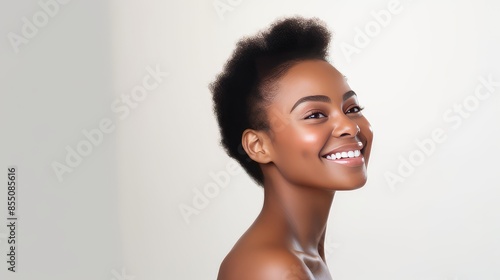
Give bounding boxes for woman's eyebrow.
[342,90,356,101]
[290,95,330,112]
[289,90,357,113]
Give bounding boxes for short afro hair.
[210,16,332,186]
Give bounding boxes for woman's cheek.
[296,128,324,159]
[361,119,373,142]
[302,132,320,143]
[357,118,373,164]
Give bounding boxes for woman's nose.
[331,114,360,138]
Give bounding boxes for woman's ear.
[241,129,272,164]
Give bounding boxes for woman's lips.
[321,142,366,167]
[324,153,365,167]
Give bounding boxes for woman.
[211,17,373,280]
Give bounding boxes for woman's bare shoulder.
[217,244,312,280]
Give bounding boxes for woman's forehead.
[272,60,351,107]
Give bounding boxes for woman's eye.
[346,106,364,114]
[305,112,326,119]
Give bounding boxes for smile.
[324,150,361,160]
[321,142,366,167]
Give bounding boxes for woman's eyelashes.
[303,105,364,119]
[346,105,365,114]
[304,111,327,119]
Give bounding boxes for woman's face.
[264,59,373,190]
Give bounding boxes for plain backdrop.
[1,0,499,279]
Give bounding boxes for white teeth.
[327,154,337,160]
[325,150,361,160]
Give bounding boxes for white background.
[1,0,499,279]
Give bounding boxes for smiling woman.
[210,17,373,280]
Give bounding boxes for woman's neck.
[259,171,335,256]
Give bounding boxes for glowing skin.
[264,61,372,190]
[217,60,373,280]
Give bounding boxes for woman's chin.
[321,176,368,191]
